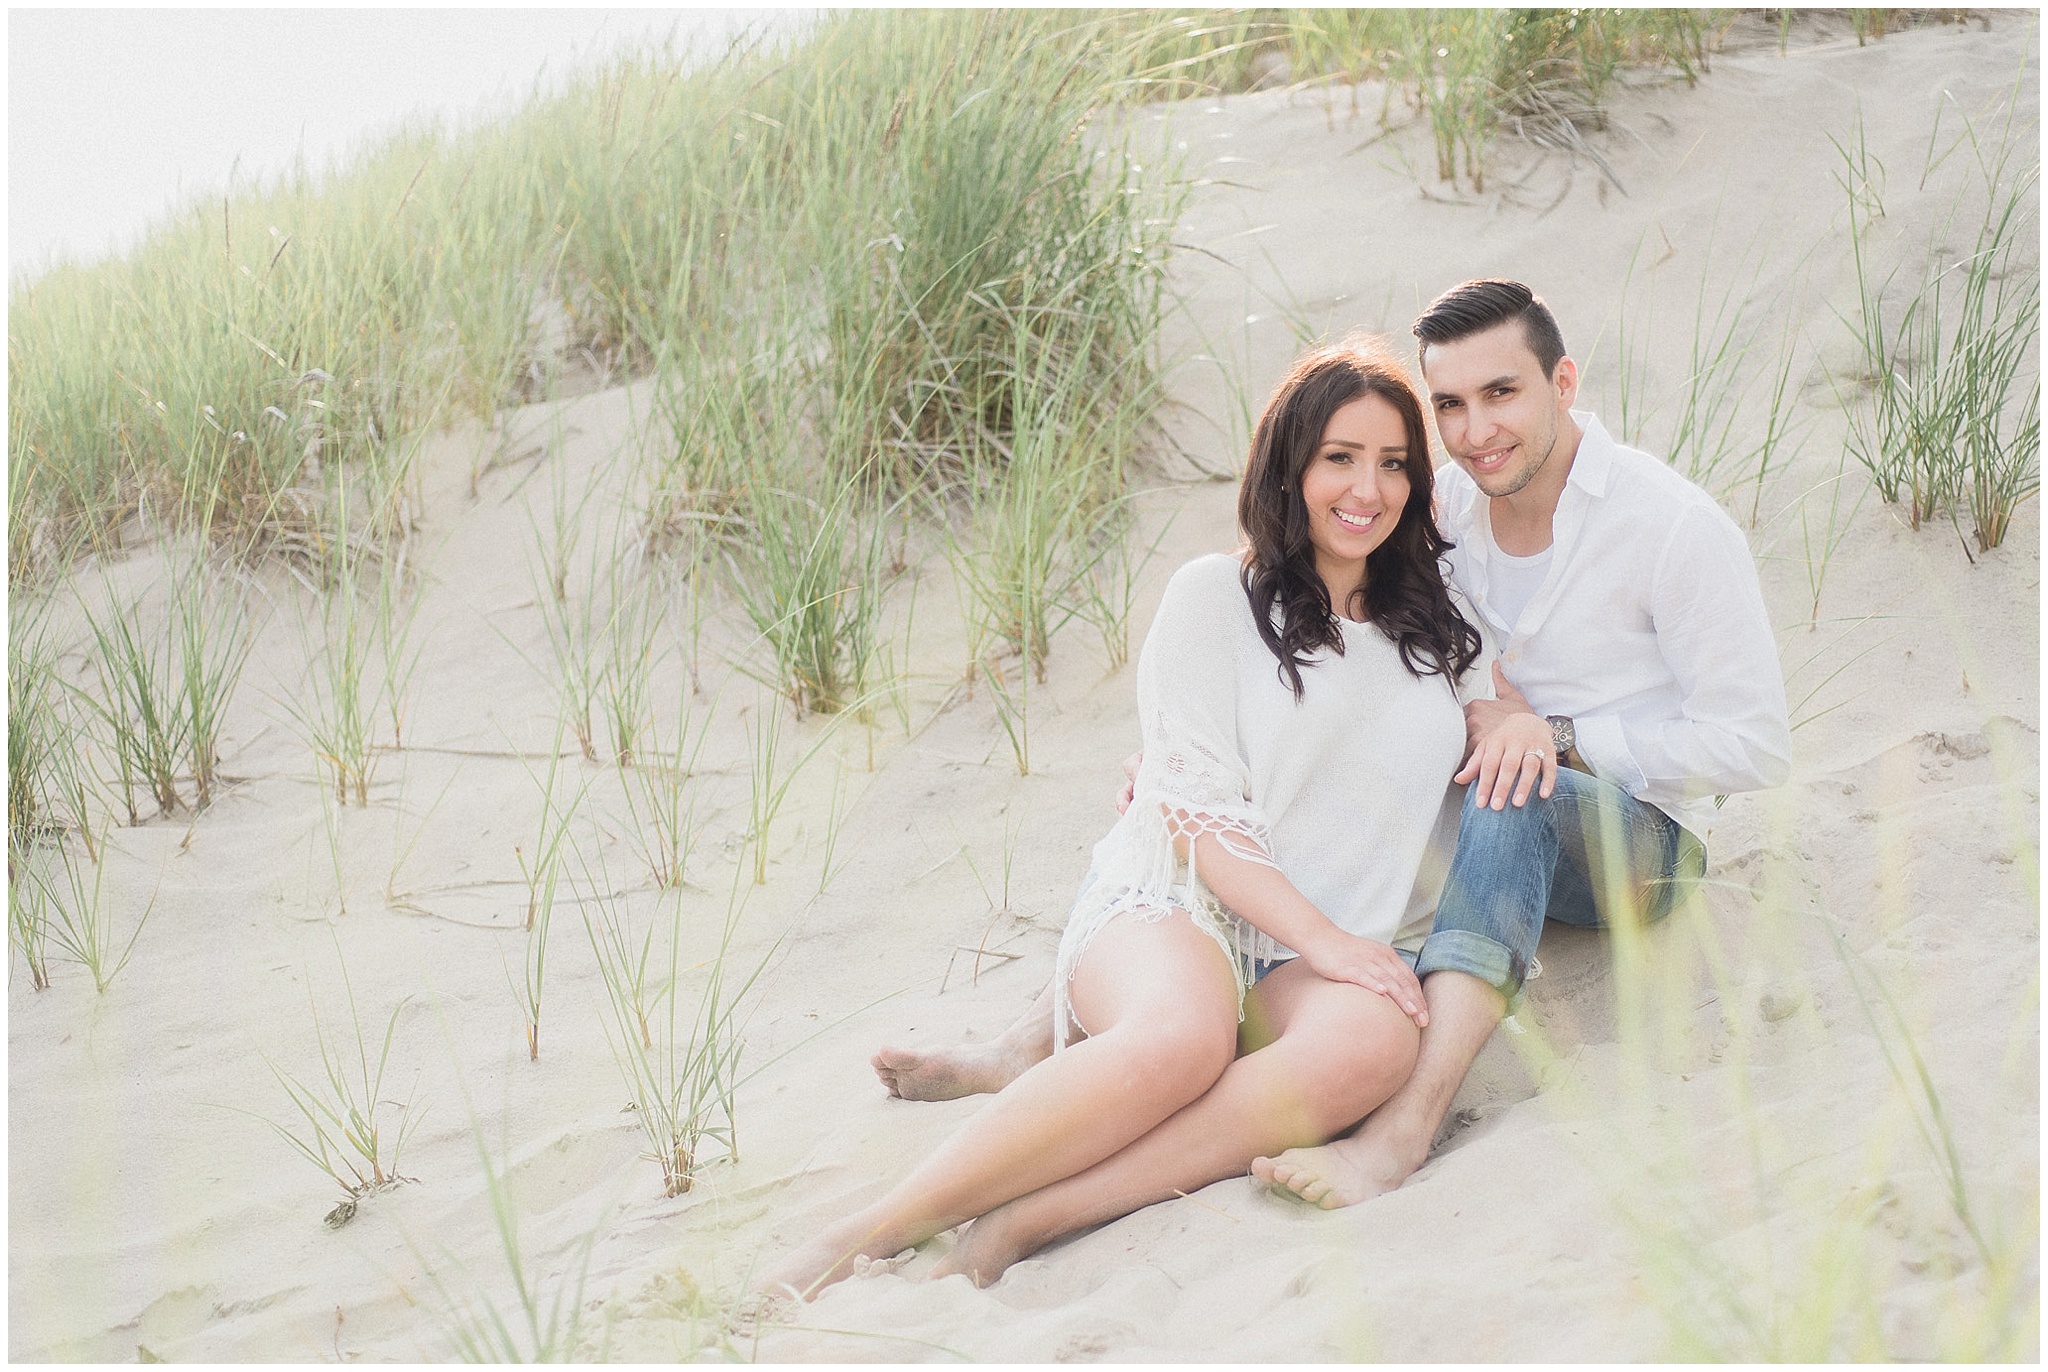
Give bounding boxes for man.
[874,279,1791,1209]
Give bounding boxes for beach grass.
[725,476,895,719]
[512,721,587,1061]
[1661,229,1768,489]
[1794,457,1870,633]
[8,860,52,992]
[7,8,1764,597]
[287,539,380,807]
[6,5,1716,585]
[5,603,60,985]
[517,409,618,762]
[268,461,431,810]
[979,656,1036,779]
[8,599,62,864]
[382,751,460,913]
[12,825,149,994]
[408,1037,623,1362]
[371,536,427,751]
[1838,74,2040,548]
[589,857,766,1199]
[743,689,856,887]
[20,598,157,852]
[168,552,255,810]
[257,944,421,1198]
[1593,220,1820,510]
[619,676,718,891]
[579,844,665,1055]
[78,572,189,823]
[599,561,664,769]
[947,302,1145,685]
[7,9,1763,835]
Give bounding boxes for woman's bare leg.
[932,961,1420,1286]
[764,910,1241,1299]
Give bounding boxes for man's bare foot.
[1250,1133,1425,1210]
[872,1039,1034,1102]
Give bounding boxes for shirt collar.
[1565,410,1616,499]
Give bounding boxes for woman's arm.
[1132,558,1426,1026]
[1189,831,1429,1027]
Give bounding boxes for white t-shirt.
[1483,543,1553,632]
[1053,552,1468,1039]
[1438,411,1791,838]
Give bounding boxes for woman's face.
[1298,391,1412,611]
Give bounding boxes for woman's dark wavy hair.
[1238,339,1481,699]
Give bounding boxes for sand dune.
[9,16,2037,1362]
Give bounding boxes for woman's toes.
[852,1248,917,1278]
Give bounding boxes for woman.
[765,339,1483,1299]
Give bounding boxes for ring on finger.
[1522,748,1546,760]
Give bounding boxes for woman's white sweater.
[1053,552,1472,1040]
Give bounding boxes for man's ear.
[1551,355,1579,410]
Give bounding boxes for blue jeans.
[1414,768,1706,1000]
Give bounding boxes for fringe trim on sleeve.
[1050,780,1287,1051]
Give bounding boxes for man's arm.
[1571,503,1791,804]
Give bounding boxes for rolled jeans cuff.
[1414,927,1524,1000]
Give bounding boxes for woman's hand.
[1115,751,1142,814]
[1186,832,1428,1028]
[1455,662,1555,809]
[1295,928,1429,1027]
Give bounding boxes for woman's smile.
[1302,392,1412,613]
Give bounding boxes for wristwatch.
[1547,715,1576,762]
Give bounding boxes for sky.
[9,7,804,280]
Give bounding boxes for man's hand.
[1115,751,1141,814]
[1455,662,1555,810]
[1296,928,1429,1027]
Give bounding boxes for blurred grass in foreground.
[1501,737,2038,1359]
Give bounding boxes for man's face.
[1420,320,1577,500]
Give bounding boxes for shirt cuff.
[1571,712,1646,797]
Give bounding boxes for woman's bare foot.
[754,1189,941,1306]
[756,1218,898,1303]
[754,1238,857,1304]
[872,1039,1036,1102]
[929,1210,1034,1288]
[1250,1133,1423,1209]
[874,983,1061,1100]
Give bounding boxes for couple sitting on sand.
[768,279,1791,1300]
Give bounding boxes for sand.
[10,15,2038,1362]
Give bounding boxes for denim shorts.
[1249,947,1421,985]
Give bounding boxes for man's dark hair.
[1412,279,1567,378]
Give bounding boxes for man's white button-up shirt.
[1437,411,1792,839]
